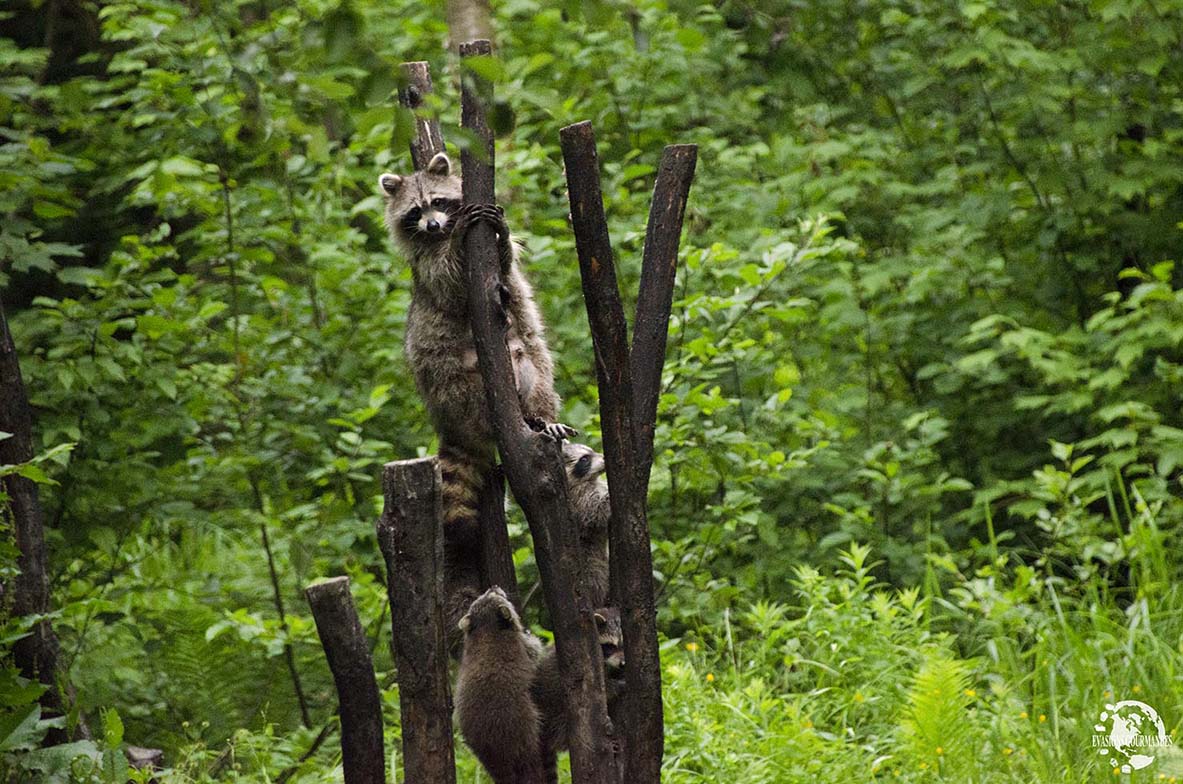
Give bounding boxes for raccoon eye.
[576,455,591,472]
[601,643,616,657]
[406,207,421,221]
[431,198,447,208]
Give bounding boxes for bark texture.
[477,465,521,610]
[632,144,698,492]
[560,121,683,784]
[0,296,69,744]
[377,457,456,784]
[305,577,385,784]
[399,61,445,171]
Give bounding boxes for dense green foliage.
[3,0,1183,781]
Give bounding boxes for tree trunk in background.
[446,0,493,51]
[0,296,70,744]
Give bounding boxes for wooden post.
[399,62,445,171]
[561,121,692,784]
[305,577,385,784]
[476,465,521,609]
[632,144,697,493]
[377,458,456,784]
[397,60,520,615]
[459,39,620,784]
[0,296,71,744]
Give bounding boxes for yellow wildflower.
[705,673,714,682]
[685,642,698,652]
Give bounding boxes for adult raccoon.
[378,152,572,648]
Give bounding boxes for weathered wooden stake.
[459,39,620,784]
[560,121,695,784]
[305,577,385,784]
[377,458,456,784]
[477,465,521,610]
[633,144,698,492]
[399,61,445,170]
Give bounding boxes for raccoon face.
[378,152,463,244]
[595,608,625,676]
[459,586,520,634]
[563,442,605,482]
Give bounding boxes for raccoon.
[454,587,547,784]
[563,442,611,608]
[530,608,625,784]
[378,152,572,649]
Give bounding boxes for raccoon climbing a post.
[379,44,695,784]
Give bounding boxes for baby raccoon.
[379,153,572,647]
[563,442,610,608]
[454,587,547,784]
[530,608,625,784]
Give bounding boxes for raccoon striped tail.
[438,446,486,550]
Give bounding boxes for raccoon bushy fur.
[562,442,611,608]
[379,152,567,647]
[454,587,547,784]
[529,607,625,784]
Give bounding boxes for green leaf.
[0,705,45,753]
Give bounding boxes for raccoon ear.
[426,152,451,177]
[458,614,471,632]
[378,173,403,196]
[497,604,513,622]
[593,611,607,630]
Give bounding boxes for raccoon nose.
[425,218,441,232]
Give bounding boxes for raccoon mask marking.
[379,152,463,248]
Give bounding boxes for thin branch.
[632,144,697,492]
[251,478,312,728]
[274,721,337,784]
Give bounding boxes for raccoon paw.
[525,417,578,442]
[457,202,506,232]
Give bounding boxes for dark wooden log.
[459,40,619,784]
[476,465,521,609]
[632,144,697,493]
[377,458,456,784]
[559,120,664,784]
[0,296,70,745]
[305,577,385,784]
[399,61,445,171]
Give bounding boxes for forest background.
[3,0,1183,781]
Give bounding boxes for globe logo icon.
[1094,700,1173,773]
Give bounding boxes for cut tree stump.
[305,577,385,784]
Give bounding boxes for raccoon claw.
[458,202,507,233]
[526,417,578,443]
